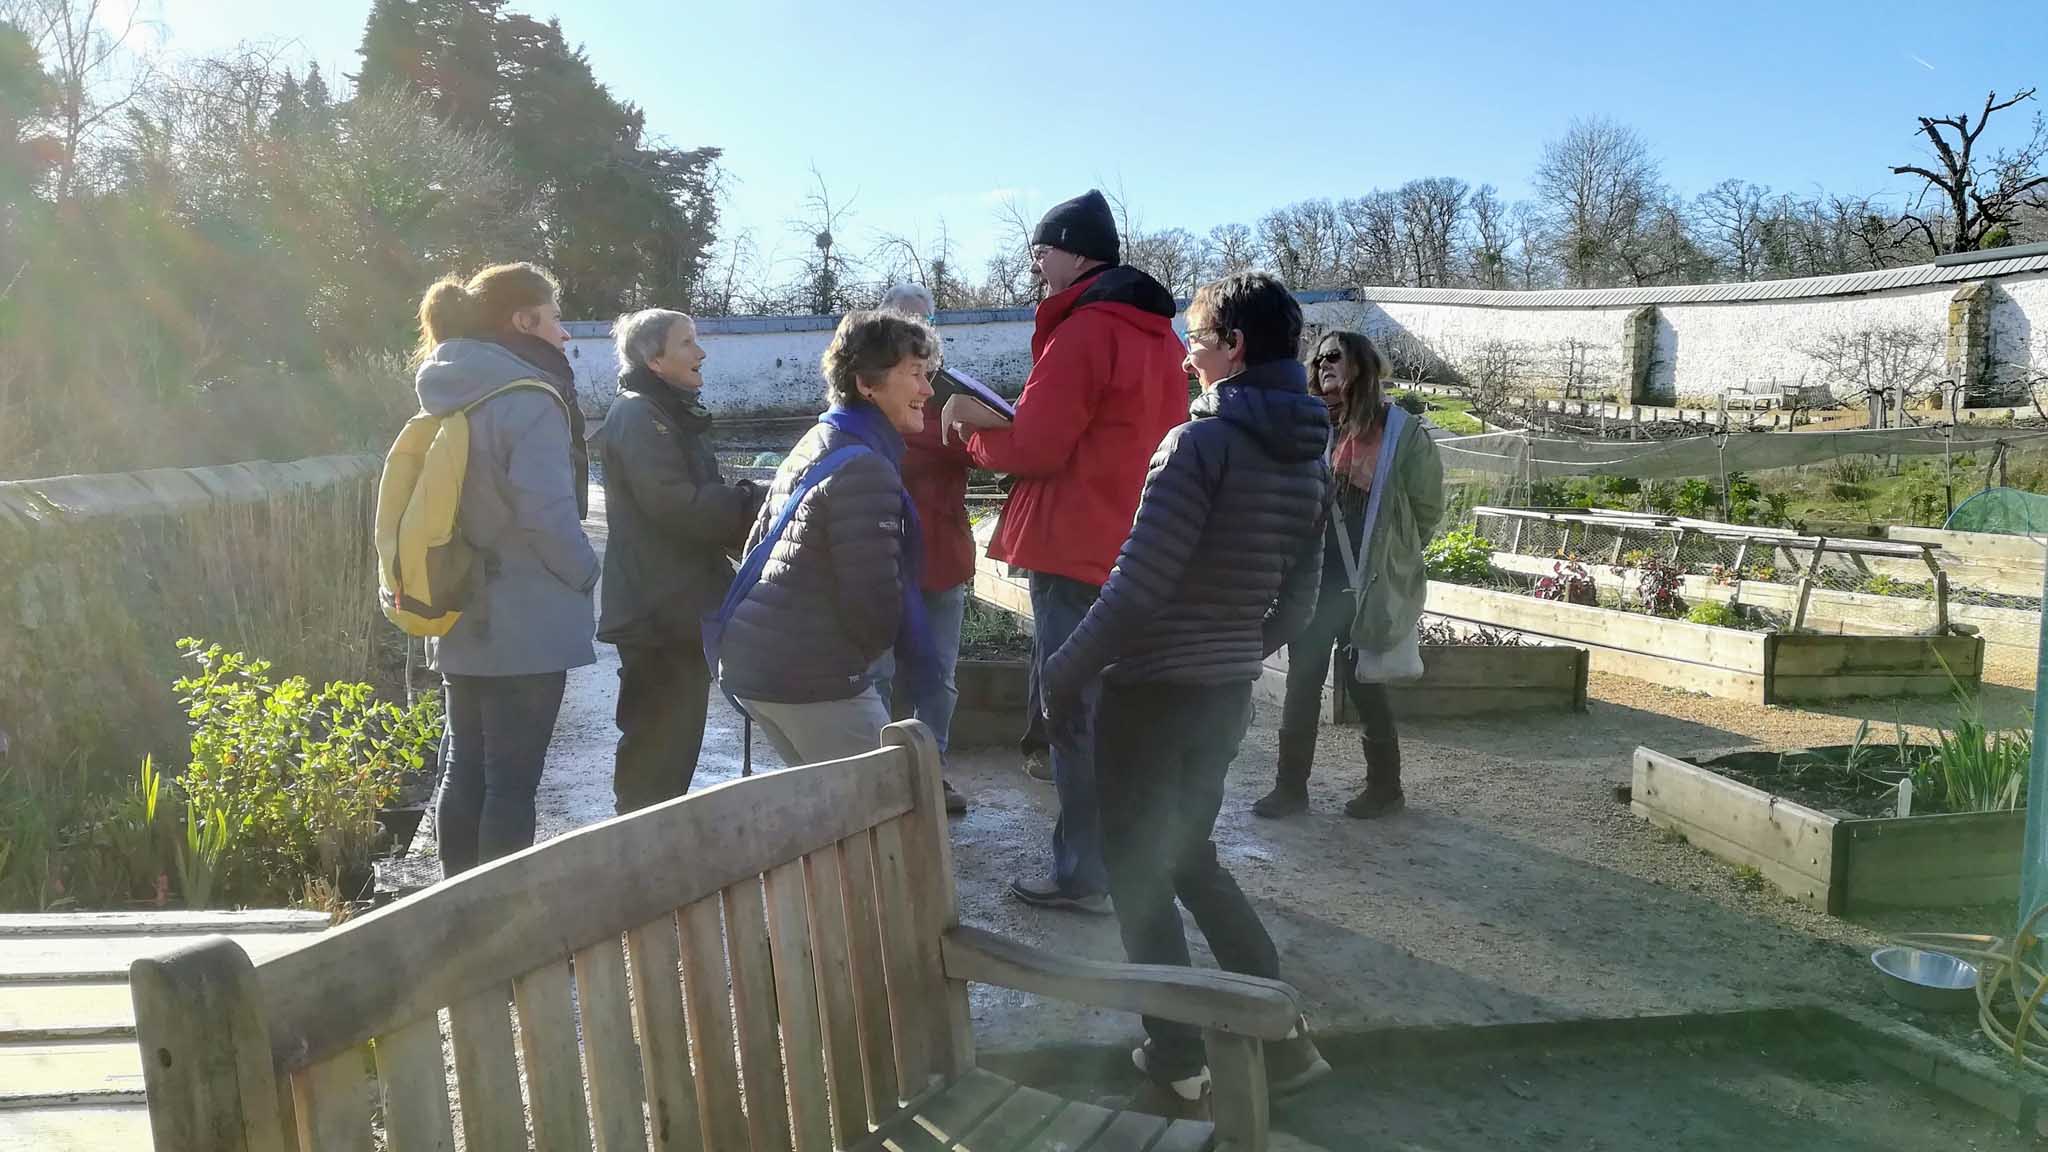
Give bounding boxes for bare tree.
[870,219,963,307]
[1694,179,1770,281]
[1466,184,1510,288]
[1892,89,2048,253]
[1618,196,1710,286]
[1125,225,1206,300]
[1398,176,1467,287]
[786,166,859,314]
[11,0,158,201]
[703,227,758,317]
[1206,222,1257,277]
[1337,190,1405,286]
[1256,199,1341,289]
[1508,200,1551,289]
[1800,323,1947,409]
[1534,117,1662,287]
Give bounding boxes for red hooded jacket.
[967,266,1188,586]
[901,413,975,592]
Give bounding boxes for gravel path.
[391,496,2038,1064]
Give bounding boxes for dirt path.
[399,495,2035,1067]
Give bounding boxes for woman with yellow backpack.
[383,262,599,877]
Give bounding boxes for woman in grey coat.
[414,262,599,876]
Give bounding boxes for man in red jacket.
[945,189,1190,913]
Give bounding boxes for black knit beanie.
[1032,190,1120,265]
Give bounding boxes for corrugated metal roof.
[1347,253,2048,309]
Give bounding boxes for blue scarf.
[818,403,940,697]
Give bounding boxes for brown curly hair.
[821,310,940,406]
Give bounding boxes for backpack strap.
[1331,403,1412,595]
[459,379,570,418]
[702,445,872,677]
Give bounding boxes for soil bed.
[1705,745,1922,819]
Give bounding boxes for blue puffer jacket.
[717,409,909,704]
[1045,358,1330,692]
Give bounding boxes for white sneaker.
[1131,1042,1211,1102]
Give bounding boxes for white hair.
[879,282,936,317]
[613,308,692,373]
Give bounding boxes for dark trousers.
[1020,659,1049,756]
[438,671,567,877]
[1098,679,1280,1076]
[1278,586,1401,791]
[1029,571,1108,895]
[612,644,714,815]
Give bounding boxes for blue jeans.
[873,583,968,759]
[438,672,567,877]
[1030,570,1108,896]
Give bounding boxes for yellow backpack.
[375,381,566,637]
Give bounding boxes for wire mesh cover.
[1440,425,2048,480]
[1947,487,2048,538]
[1474,508,1948,631]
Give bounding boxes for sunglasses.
[1312,350,1344,367]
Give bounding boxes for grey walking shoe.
[1021,748,1055,783]
[1266,1016,1332,1096]
[942,778,968,815]
[1008,876,1110,914]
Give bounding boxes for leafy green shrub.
[171,640,442,906]
[1672,479,1715,519]
[1425,526,1495,585]
[1394,391,1428,415]
[1685,600,1740,628]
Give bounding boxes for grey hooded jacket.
[417,339,599,677]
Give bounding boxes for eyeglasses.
[1312,350,1343,367]
[1030,245,1052,262]
[1185,328,1219,347]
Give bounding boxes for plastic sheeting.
[1438,425,2048,481]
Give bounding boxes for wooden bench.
[130,721,1304,1151]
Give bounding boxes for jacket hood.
[1075,264,1178,318]
[1193,358,1330,464]
[1037,263,1180,340]
[416,339,566,416]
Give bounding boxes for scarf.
[620,363,713,436]
[817,402,939,697]
[1329,400,1388,491]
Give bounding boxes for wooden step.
[0,1103,150,1151]
[0,932,318,982]
[0,982,134,1042]
[0,1041,145,1110]
[0,911,327,937]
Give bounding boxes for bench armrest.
[939,925,1301,1041]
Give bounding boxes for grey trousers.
[738,687,893,768]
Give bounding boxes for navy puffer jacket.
[718,412,907,704]
[1045,358,1330,692]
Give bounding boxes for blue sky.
[145,0,2048,290]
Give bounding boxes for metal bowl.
[1871,946,1979,1013]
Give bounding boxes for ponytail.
[412,262,562,365]
[415,277,477,365]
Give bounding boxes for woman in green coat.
[1254,330,1443,820]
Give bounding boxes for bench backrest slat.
[132,722,961,1152]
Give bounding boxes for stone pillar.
[1619,305,1660,405]
[1947,281,1995,406]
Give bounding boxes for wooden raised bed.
[1632,745,2025,913]
[946,657,1030,747]
[1427,581,1983,704]
[1256,641,1588,720]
